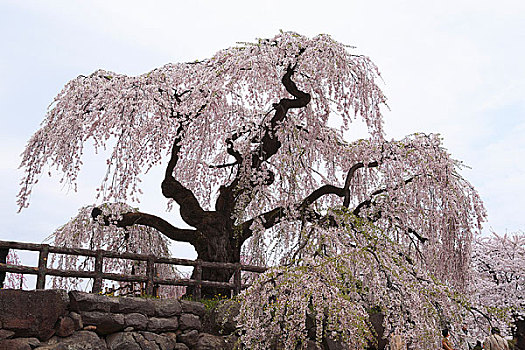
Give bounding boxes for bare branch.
[216,61,311,216]
[91,209,201,244]
[162,125,206,228]
[237,184,346,242]
[343,161,378,207]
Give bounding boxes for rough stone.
[0,289,68,341]
[173,344,189,350]
[106,332,140,350]
[58,330,107,349]
[80,311,125,335]
[140,331,173,350]
[67,312,83,331]
[178,314,201,331]
[195,333,228,350]
[0,329,15,340]
[124,313,148,331]
[180,300,206,317]
[163,332,178,346]
[56,316,76,338]
[117,297,155,316]
[68,291,118,313]
[133,333,158,350]
[25,337,41,347]
[177,330,199,348]
[0,338,32,350]
[147,317,178,332]
[0,337,40,349]
[154,299,182,317]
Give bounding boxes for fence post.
[92,250,103,294]
[146,255,155,296]
[0,247,8,289]
[36,244,49,289]
[233,263,241,296]
[194,259,202,301]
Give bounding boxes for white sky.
[1,0,524,259]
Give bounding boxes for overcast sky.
[1,0,524,259]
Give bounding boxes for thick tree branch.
[343,161,378,207]
[91,209,201,245]
[162,126,206,227]
[237,159,381,239]
[299,185,346,209]
[237,184,346,242]
[215,60,310,216]
[250,63,311,169]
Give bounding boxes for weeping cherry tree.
[18,32,487,347]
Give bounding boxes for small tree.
[18,30,486,341]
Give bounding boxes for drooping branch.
[91,208,201,244]
[299,185,346,209]
[343,161,378,207]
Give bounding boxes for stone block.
[56,316,76,338]
[147,317,178,332]
[0,330,15,340]
[178,314,201,331]
[117,297,155,316]
[177,330,199,348]
[106,332,140,350]
[208,299,240,335]
[195,333,228,350]
[0,337,39,350]
[50,330,107,349]
[124,313,148,331]
[0,289,68,341]
[0,338,32,350]
[69,291,118,313]
[180,300,206,317]
[80,311,125,335]
[68,312,83,331]
[140,331,174,350]
[154,299,182,317]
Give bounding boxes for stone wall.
[0,289,236,350]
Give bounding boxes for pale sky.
[1,0,524,260]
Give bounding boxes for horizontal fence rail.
[0,240,267,300]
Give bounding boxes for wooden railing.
[0,240,266,300]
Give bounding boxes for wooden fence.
[0,240,266,300]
